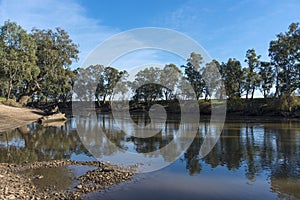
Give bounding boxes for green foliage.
[279,94,300,112]
[160,64,182,100]
[131,66,164,102]
[95,66,126,104]
[0,19,300,114]
[258,61,274,98]
[269,22,300,97]
[75,65,126,105]
[0,20,38,100]
[182,52,206,100]
[244,49,261,100]
[226,97,245,112]
[75,65,105,102]
[26,27,79,103]
[0,20,79,105]
[203,60,223,100]
[0,96,7,102]
[220,58,244,99]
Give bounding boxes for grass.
[0,96,6,102]
[0,97,23,107]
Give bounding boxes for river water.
[0,114,299,199]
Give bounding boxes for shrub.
[279,94,299,112]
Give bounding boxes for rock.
[76,184,83,189]
[35,175,44,179]
[7,194,16,200]
[4,187,8,195]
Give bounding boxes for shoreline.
[0,160,136,199]
[1,101,300,134]
[0,103,44,132]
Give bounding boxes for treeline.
[0,20,299,109]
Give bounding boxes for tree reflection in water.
[0,115,299,199]
[0,119,91,163]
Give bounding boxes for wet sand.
[0,104,44,132]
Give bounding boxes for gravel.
[0,160,136,199]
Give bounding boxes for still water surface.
[0,114,299,199]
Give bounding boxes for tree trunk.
[6,79,12,100]
[164,91,168,101]
[18,86,38,106]
[246,88,249,100]
[251,87,255,100]
[101,94,107,106]
[204,92,209,101]
[274,67,280,98]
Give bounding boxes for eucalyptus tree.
[160,64,182,101]
[131,66,163,103]
[258,61,274,98]
[75,65,104,102]
[202,60,223,100]
[18,27,79,104]
[181,52,206,100]
[0,20,38,100]
[269,22,300,97]
[244,49,261,100]
[220,58,244,99]
[95,66,126,105]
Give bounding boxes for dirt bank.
[0,104,44,132]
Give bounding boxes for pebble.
[0,160,136,199]
[76,184,83,189]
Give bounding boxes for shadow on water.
[0,114,300,199]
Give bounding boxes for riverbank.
[0,160,135,199]
[0,103,44,132]
[53,98,300,118]
[1,97,300,133]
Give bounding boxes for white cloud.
[81,28,210,72]
[0,0,117,67]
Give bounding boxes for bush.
[227,97,245,112]
[279,94,299,112]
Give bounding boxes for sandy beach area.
[0,104,44,132]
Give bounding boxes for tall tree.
[75,65,104,102]
[95,66,126,105]
[18,27,79,104]
[0,20,38,100]
[202,60,223,100]
[182,52,206,100]
[258,61,274,98]
[160,64,182,101]
[269,22,300,97]
[220,58,244,99]
[131,67,163,103]
[244,49,261,100]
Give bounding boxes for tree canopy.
[0,20,300,106]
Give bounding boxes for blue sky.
[0,0,299,69]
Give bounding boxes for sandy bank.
[0,104,44,132]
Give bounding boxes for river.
[0,114,299,199]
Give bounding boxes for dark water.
[0,114,299,199]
